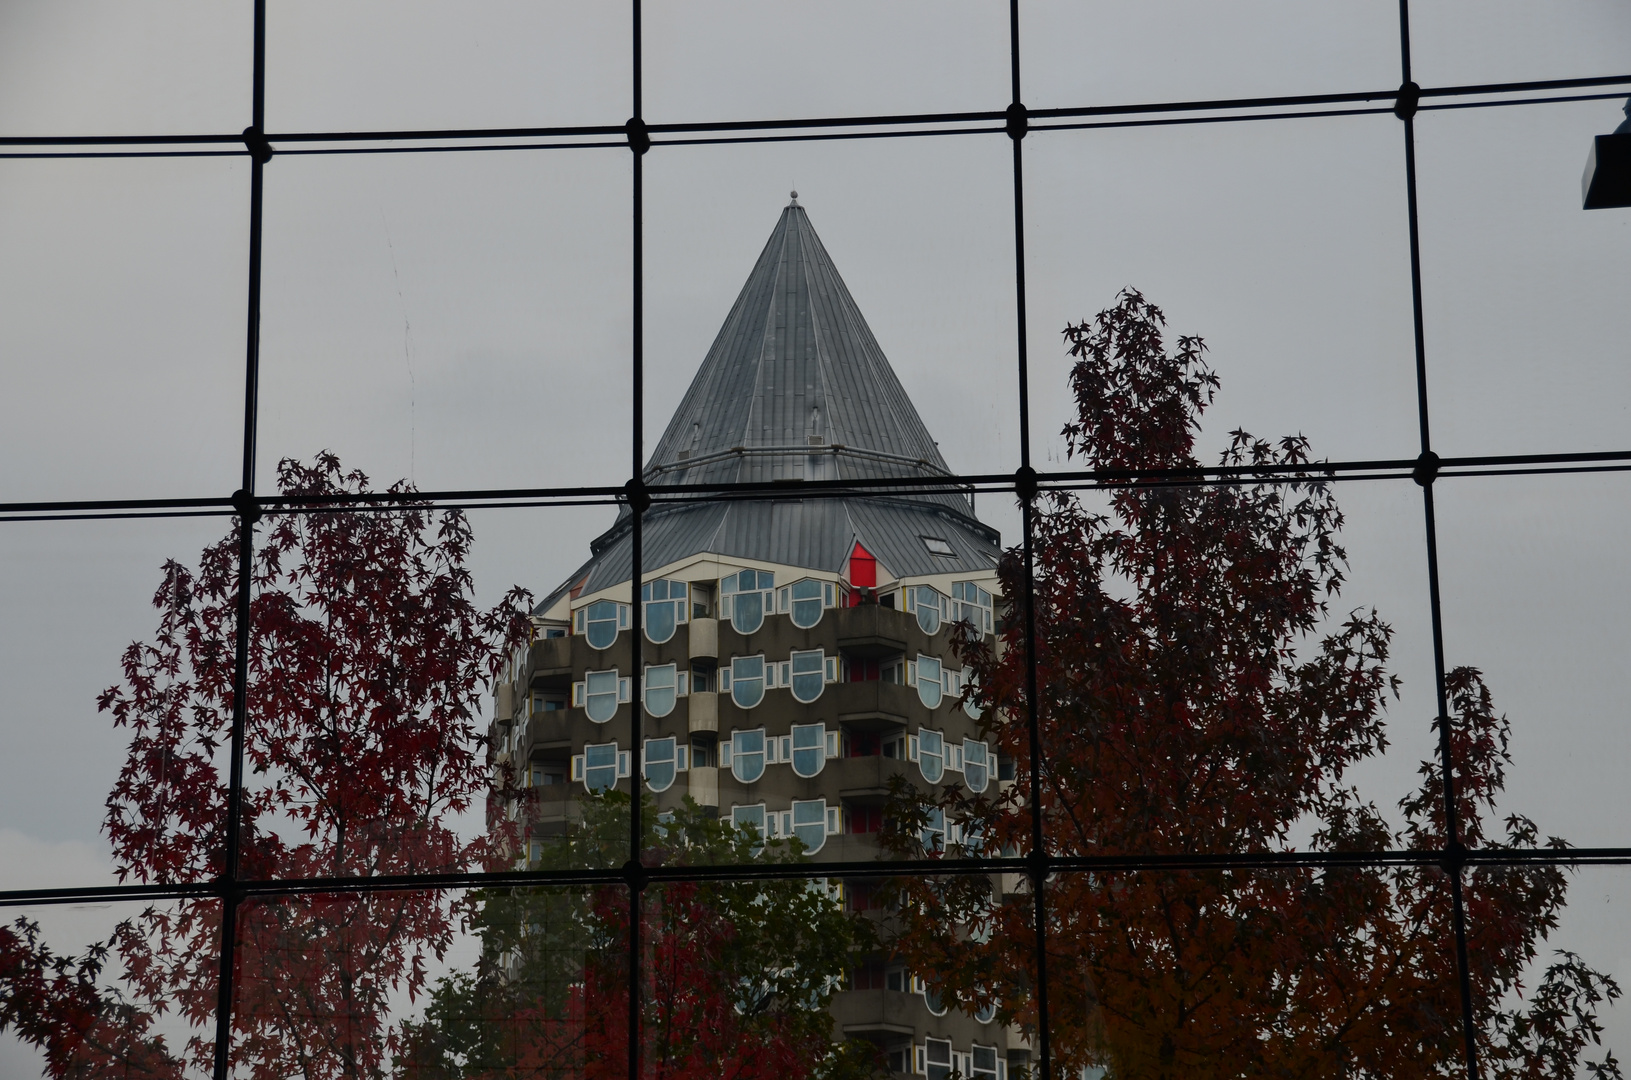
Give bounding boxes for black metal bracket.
[1412,451,1441,487]
[1394,81,1421,122]
[241,126,273,164]
[231,488,262,524]
[1006,102,1029,141]
[626,117,651,155]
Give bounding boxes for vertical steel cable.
[213,2,269,1076]
[627,4,648,1078]
[1396,2,1480,1076]
[1007,3,1053,1079]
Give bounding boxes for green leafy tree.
[400,793,883,1080]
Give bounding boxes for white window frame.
[789,723,827,778]
[643,663,679,718]
[581,741,620,793]
[641,578,689,645]
[918,728,945,784]
[789,648,826,704]
[924,1036,953,1080]
[791,798,828,853]
[580,668,627,724]
[915,654,944,710]
[963,739,991,794]
[782,577,833,629]
[721,568,774,634]
[729,654,766,709]
[643,736,683,793]
[731,803,766,841]
[578,598,627,650]
[730,728,766,784]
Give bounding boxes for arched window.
[790,723,826,778]
[583,669,624,724]
[961,666,981,719]
[582,599,624,650]
[791,798,827,853]
[731,803,766,846]
[644,737,678,793]
[921,804,946,851]
[916,654,943,710]
[644,663,677,718]
[784,578,831,628]
[721,569,774,634]
[730,728,766,784]
[729,655,765,709]
[906,584,946,635]
[918,729,944,785]
[963,739,990,793]
[641,579,688,644]
[582,742,619,793]
[789,649,825,704]
[952,580,994,636]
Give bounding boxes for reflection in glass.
[644,663,677,717]
[790,723,826,779]
[584,599,621,649]
[585,669,620,723]
[917,655,943,709]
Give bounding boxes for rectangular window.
[925,1038,952,1080]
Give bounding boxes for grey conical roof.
[543,200,998,608]
[645,199,952,489]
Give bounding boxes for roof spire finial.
[789,189,799,206]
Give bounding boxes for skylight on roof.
[921,536,955,557]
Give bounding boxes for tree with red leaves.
[883,290,1621,1079]
[0,454,533,1079]
[400,794,882,1080]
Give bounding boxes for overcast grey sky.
[3,2,1630,1074]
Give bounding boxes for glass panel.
[891,870,1456,1079]
[993,473,1438,856]
[0,899,220,1076]
[731,729,766,785]
[0,4,247,136]
[0,517,234,893]
[257,149,632,494]
[1411,2,1631,87]
[790,649,825,705]
[0,158,246,502]
[790,723,826,780]
[233,886,614,1078]
[644,0,1007,125]
[1477,867,1630,1072]
[731,655,766,710]
[1023,1,1396,108]
[1416,100,1631,458]
[266,2,630,132]
[1025,116,1418,471]
[1435,473,1631,848]
[639,876,882,1074]
[646,139,1022,552]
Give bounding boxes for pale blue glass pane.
[645,600,676,643]
[917,657,943,710]
[732,590,763,634]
